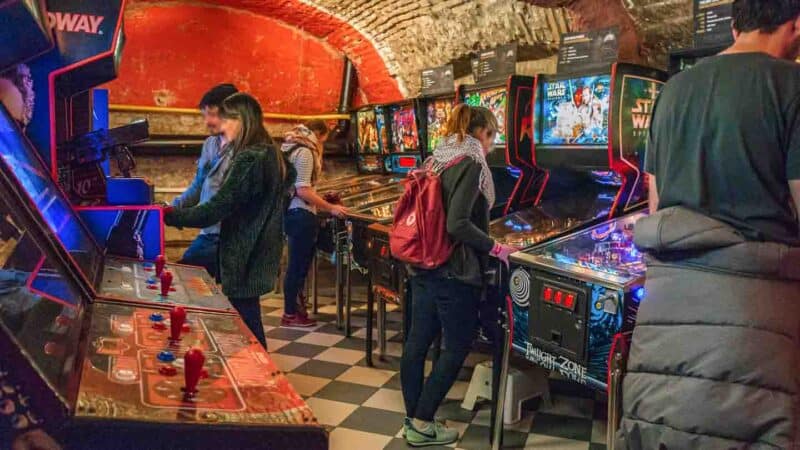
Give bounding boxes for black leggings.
[231,297,267,349]
[401,275,480,421]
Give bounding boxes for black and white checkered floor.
[259,290,608,450]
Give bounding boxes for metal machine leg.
[310,253,318,315]
[345,250,352,337]
[607,352,624,450]
[378,294,387,361]
[366,280,375,367]
[335,244,344,329]
[491,304,511,450]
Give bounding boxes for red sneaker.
[281,314,317,328]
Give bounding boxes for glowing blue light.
[505,220,514,227]
[507,167,522,178]
[634,287,646,301]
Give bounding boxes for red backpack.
[389,157,464,269]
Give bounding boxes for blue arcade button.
[147,276,157,284]
[157,351,175,362]
[149,313,164,322]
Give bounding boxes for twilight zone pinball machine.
[487,63,665,450]
[501,63,667,392]
[0,110,326,450]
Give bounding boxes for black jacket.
[419,158,494,287]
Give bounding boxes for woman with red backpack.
[399,104,518,447]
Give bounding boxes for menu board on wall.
[557,27,619,74]
[694,0,734,48]
[471,44,517,84]
[420,64,455,96]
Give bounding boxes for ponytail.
[443,104,499,143]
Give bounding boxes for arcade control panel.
[99,256,231,312]
[76,301,317,426]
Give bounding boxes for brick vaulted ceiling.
[130,0,696,101]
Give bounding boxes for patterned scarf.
[281,124,322,183]
[432,134,495,208]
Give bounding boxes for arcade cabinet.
[668,44,726,75]
[0,128,326,448]
[14,0,231,313]
[0,105,229,313]
[0,11,326,449]
[327,99,427,336]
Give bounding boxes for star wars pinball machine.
[486,66,666,449]
[0,7,326,448]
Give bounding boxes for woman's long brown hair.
[221,93,286,180]
[442,104,498,143]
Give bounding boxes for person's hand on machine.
[490,241,520,267]
[12,429,62,450]
[328,204,349,219]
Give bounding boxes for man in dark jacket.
[618,1,800,448]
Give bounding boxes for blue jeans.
[231,296,267,349]
[401,274,480,421]
[283,209,318,315]
[179,233,219,281]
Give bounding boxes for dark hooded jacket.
[617,206,800,449]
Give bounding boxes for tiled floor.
[260,289,607,450]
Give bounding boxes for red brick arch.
[114,0,403,111]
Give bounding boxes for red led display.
[398,156,417,168]
[541,285,577,312]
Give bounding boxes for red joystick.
[155,254,166,277]
[169,306,186,341]
[183,348,205,397]
[160,270,173,297]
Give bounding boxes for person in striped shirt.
[281,121,348,327]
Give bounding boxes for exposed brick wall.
[123,0,403,106]
[309,0,570,96]
[104,3,347,113]
[525,0,693,69]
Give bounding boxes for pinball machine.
[499,63,666,389]
[324,100,427,335]
[459,79,521,218]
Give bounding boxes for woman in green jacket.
[164,93,293,349]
